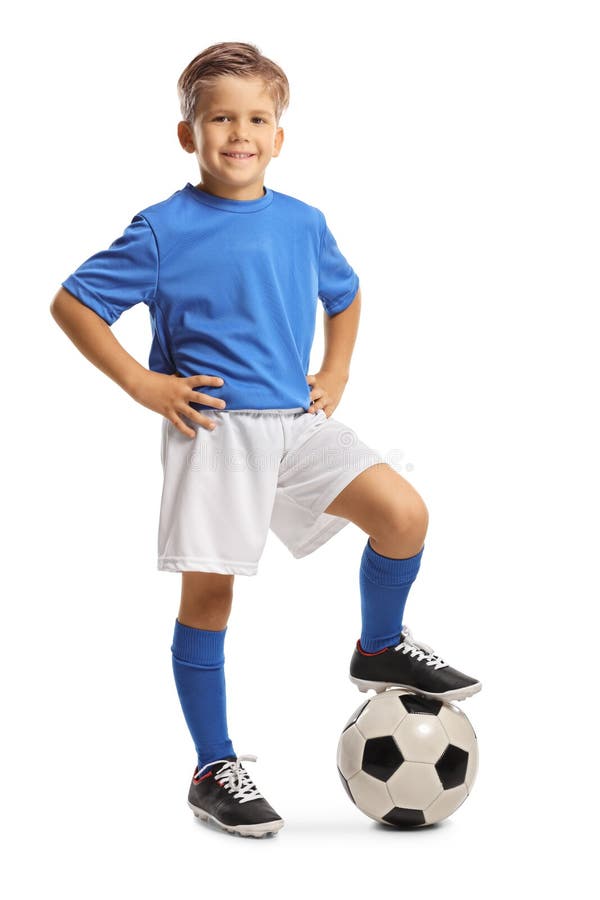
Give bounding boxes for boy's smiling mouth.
[222,152,255,159]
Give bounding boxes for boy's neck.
[194,180,266,202]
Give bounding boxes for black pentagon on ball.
[400,693,443,716]
[337,765,357,806]
[382,806,427,828]
[435,744,469,789]
[362,736,404,781]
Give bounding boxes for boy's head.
[176,42,289,200]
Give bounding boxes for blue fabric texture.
[61,182,359,411]
[359,539,424,652]
[171,619,235,768]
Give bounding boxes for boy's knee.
[414,496,429,534]
[388,494,429,543]
[179,572,234,629]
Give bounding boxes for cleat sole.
[349,675,482,702]
[188,801,284,838]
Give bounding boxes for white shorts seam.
[157,556,258,574]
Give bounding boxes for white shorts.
[157,407,385,576]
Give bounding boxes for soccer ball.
[337,688,478,827]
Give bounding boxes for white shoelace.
[195,754,264,803]
[394,625,449,670]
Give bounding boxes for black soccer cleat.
[187,753,284,838]
[349,624,482,702]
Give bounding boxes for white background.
[2,0,598,895]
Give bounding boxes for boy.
[51,41,481,839]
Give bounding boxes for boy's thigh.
[270,409,386,558]
[322,462,426,534]
[158,411,284,576]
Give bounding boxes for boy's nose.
[229,124,250,140]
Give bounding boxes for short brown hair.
[177,42,290,126]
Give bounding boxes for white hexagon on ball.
[393,712,448,764]
[347,770,393,820]
[337,724,366,781]
[354,689,408,739]
[387,761,442,810]
[424,784,468,824]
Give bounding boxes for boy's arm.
[50,286,227,438]
[320,288,361,380]
[50,286,148,396]
[307,288,361,415]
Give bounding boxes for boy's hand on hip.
[306,370,348,417]
[130,371,226,438]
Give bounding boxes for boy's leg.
[178,572,234,630]
[171,573,237,767]
[324,463,428,651]
[324,462,481,699]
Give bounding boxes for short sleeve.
[318,213,360,316]
[61,214,159,325]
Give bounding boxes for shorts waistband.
[218,407,306,415]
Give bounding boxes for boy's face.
[178,75,284,201]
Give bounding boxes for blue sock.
[359,538,424,652]
[171,619,236,769]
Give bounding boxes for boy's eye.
[212,116,266,124]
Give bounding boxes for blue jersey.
[61,182,359,412]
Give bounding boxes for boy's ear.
[177,120,195,154]
[272,127,284,157]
